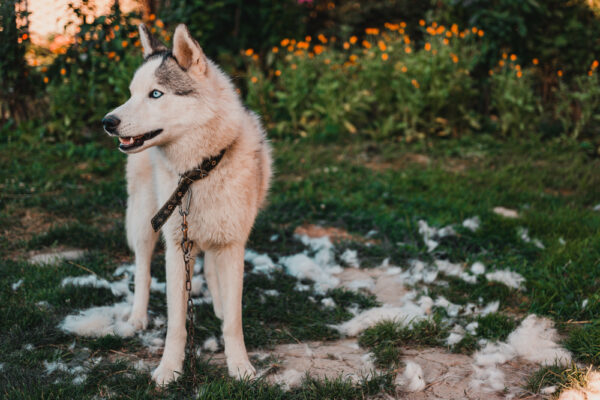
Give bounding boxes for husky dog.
[102,24,272,385]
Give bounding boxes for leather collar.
[151,148,226,232]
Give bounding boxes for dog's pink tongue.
[119,137,135,145]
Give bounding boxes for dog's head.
[102,24,216,153]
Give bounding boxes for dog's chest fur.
[148,140,262,251]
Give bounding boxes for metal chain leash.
[179,187,198,383]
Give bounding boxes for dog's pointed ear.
[138,24,167,58]
[172,24,206,73]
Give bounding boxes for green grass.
[526,363,592,396]
[358,319,448,368]
[1,133,599,397]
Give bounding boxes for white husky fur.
[103,24,272,385]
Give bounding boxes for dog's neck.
[156,117,239,176]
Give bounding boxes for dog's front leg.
[211,244,255,379]
[152,242,188,385]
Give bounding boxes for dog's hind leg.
[210,244,255,379]
[125,153,159,330]
[204,250,223,320]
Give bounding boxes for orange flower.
[291,63,297,70]
[378,40,386,51]
[281,38,290,46]
[365,28,379,35]
[287,45,294,52]
[362,40,371,49]
[134,40,140,47]
[381,53,388,61]
[588,70,593,76]
[557,70,563,77]
[471,27,478,34]
[349,36,358,44]
[419,19,426,26]
[156,20,164,28]
[22,33,28,40]
[411,79,419,88]
[272,46,279,53]
[499,60,505,67]
[343,42,350,50]
[41,67,48,72]
[324,58,331,64]
[149,14,156,21]
[424,42,431,51]
[349,54,358,62]
[122,40,128,47]
[446,31,452,38]
[404,46,412,54]
[516,71,522,78]
[403,36,410,44]
[443,38,449,45]
[245,48,254,56]
[451,54,459,63]
[251,76,258,83]
[275,70,281,76]
[60,68,66,75]
[108,51,116,59]
[515,64,521,71]
[43,76,49,84]
[114,25,120,31]
[305,35,311,42]
[318,34,327,43]
[252,54,259,61]
[401,66,407,73]
[502,53,508,59]
[478,30,484,37]
[510,54,517,61]
[592,60,599,69]
[532,58,539,65]
[451,24,459,34]
[313,45,324,55]
[489,70,494,76]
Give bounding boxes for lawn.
[0,134,598,398]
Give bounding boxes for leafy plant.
[555,73,600,138]
[0,0,40,122]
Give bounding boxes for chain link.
[179,188,197,383]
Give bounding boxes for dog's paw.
[152,362,182,386]
[227,359,256,380]
[127,313,148,331]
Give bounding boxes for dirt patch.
[294,224,378,245]
[201,340,541,398]
[398,347,540,399]
[365,153,431,172]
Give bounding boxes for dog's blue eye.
[149,90,163,99]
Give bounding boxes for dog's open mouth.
[118,129,163,151]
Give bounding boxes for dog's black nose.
[102,115,120,133]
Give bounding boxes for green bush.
[0,0,40,122]
[246,23,481,140]
[554,73,600,138]
[438,0,600,78]
[159,0,306,61]
[43,4,162,140]
[489,60,541,136]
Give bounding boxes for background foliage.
[1,0,599,147]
